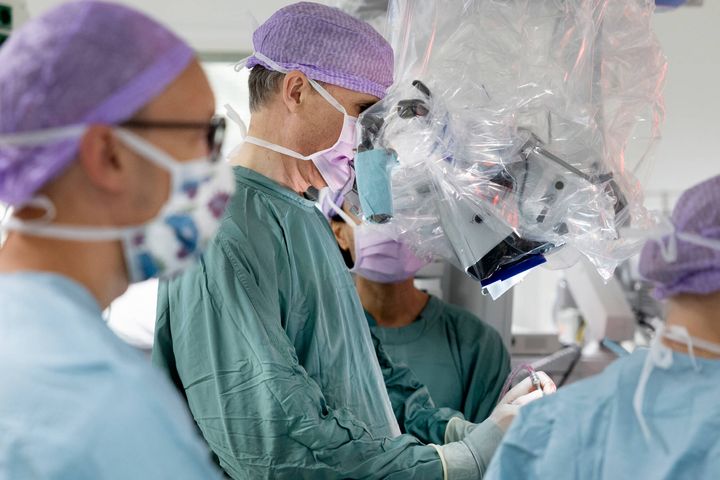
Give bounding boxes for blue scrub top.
[0,272,221,480]
[486,348,720,480]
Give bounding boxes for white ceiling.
[648,1,720,198]
[25,1,706,59]
[26,0,333,53]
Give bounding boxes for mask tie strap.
[664,325,707,372]
[1,215,128,241]
[224,104,248,139]
[687,335,720,356]
[15,196,57,223]
[243,136,314,162]
[320,188,357,230]
[250,51,351,117]
[0,196,57,234]
[250,51,288,74]
[113,129,181,173]
[650,217,678,262]
[1,191,129,241]
[657,234,678,263]
[684,328,700,372]
[633,323,673,453]
[308,79,350,117]
[620,217,678,262]
[0,125,87,147]
[676,231,720,253]
[233,55,252,73]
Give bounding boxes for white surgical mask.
[1,127,235,283]
[233,52,358,196]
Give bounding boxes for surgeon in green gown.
[326,196,511,423]
[153,3,554,479]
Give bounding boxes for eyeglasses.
[121,115,226,163]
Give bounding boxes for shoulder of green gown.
[425,296,496,333]
[213,166,323,259]
[232,166,318,211]
[366,295,501,335]
[422,297,514,365]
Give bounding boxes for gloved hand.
[486,371,556,432]
[445,372,556,444]
[434,372,556,479]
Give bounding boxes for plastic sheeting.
[355,0,667,292]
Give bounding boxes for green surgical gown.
[153,167,457,479]
[368,296,510,423]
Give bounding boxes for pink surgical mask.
[323,190,428,283]
[234,52,357,196]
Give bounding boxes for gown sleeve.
[153,231,444,480]
[371,330,464,445]
[456,313,511,423]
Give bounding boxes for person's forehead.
[143,61,214,117]
[353,92,381,104]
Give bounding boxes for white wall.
[26,0,331,53]
[647,2,720,208]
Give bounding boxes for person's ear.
[76,125,130,194]
[281,71,311,113]
[331,219,352,251]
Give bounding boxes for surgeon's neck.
[663,292,720,359]
[229,114,323,196]
[356,276,429,328]
[0,233,128,310]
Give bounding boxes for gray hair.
[248,65,285,112]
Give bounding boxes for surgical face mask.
[1,127,235,283]
[354,148,398,224]
[323,190,427,283]
[234,52,358,196]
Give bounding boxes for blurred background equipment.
[0,1,29,47]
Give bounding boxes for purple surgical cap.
[245,2,394,99]
[639,174,720,300]
[0,0,194,206]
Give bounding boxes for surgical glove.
[435,372,556,479]
[487,371,556,432]
[434,418,504,480]
[445,371,556,443]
